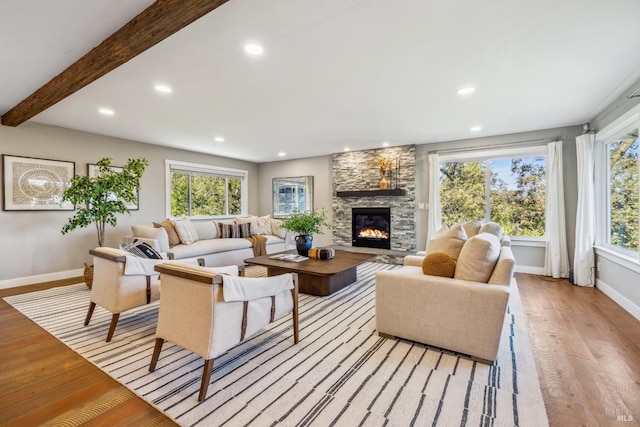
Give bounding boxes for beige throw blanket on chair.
[245,234,268,256]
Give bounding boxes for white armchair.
[148,263,299,402]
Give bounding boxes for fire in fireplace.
[352,207,391,249]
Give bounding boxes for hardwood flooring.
[0,273,638,426]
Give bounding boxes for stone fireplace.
[332,145,416,263]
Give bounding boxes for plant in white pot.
[280,208,332,256]
[61,157,148,286]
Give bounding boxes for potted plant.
[61,157,148,286]
[281,208,332,256]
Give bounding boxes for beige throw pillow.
[172,218,199,245]
[153,219,181,247]
[235,215,273,235]
[454,232,501,283]
[479,221,503,240]
[462,220,482,238]
[426,223,468,260]
[131,225,170,253]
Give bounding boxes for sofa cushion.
[169,238,253,259]
[479,221,503,240]
[488,246,516,285]
[192,220,218,240]
[132,225,170,253]
[426,223,468,260]
[122,240,163,259]
[454,232,501,283]
[422,252,456,278]
[173,218,199,245]
[153,219,181,247]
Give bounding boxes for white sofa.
[375,221,515,363]
[125,216,290,267]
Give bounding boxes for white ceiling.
[3,0,640,163]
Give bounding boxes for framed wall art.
[2,155,75,211]
[87,163,139,210]
[272,176,314,218]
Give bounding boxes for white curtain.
[573,134,596,286]
[427,153,442,240]
[545,141,570,278]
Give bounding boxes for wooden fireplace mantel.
[336,189,406,197]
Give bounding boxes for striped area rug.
[5,262,548,427]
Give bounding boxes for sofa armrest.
[403,255,425,267]
[375,266,511,361]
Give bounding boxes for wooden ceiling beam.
[1,0,230,127]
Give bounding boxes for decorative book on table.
[268,254,309,262]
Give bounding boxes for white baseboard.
[515,265,546,275]
[596,278,640,321]
[0,268,84,290]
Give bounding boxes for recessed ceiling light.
[214,136,224,142]
[344,147,350,152]
[470,126,482,132]
[457,87,476,95]
[154,84,172,93]
[382,142,390,147]
[244,43,264,55]
[278,152,286,157]
[98,108,114,116]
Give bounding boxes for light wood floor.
[1,274,639,426]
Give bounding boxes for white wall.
[0,122,259,287]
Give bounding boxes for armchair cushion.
[422,252,456,277]
[454,232,500,283]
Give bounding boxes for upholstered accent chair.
[84,247,203,342]
[148,263,300,402]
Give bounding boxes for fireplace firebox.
[352,207,391,249]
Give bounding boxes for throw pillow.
[426,223,468,260]
[235,216,258,234]
[122,240,163,259]
[172,218,199,245]
[153,219,181,247]
[256,215,273,235]
[479,221,503,240]
[217,222,252,238]
[270,219,287,239]
[454,232,501,283]
[488,246,516,285]
[462,220,482,238]
[131,225,170,253]
[422,252,456,277]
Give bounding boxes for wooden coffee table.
[244,250,376,296]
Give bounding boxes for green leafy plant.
[281,208,332,236]
[61,157,149,246]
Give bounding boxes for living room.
[2,1,640,426]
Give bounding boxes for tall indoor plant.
[281,208,331,256]
[61,157,148,247]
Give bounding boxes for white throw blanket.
[123,256,202,276]
[222,274,294,301]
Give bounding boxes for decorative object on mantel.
[280,208,332,256]
[374,153,401,190]
[61,157,148,288]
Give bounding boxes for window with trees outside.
[165,160,248,218]
[604,128,639,254]
[439,146,547,238]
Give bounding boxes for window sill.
[509,237,546,248]
[594,245,640,274]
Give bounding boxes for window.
[439,146,547,237]
[599,127,639,254]
[165,160,248,218]
[272,176,314,218]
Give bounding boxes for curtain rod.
[428,136,563,156]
